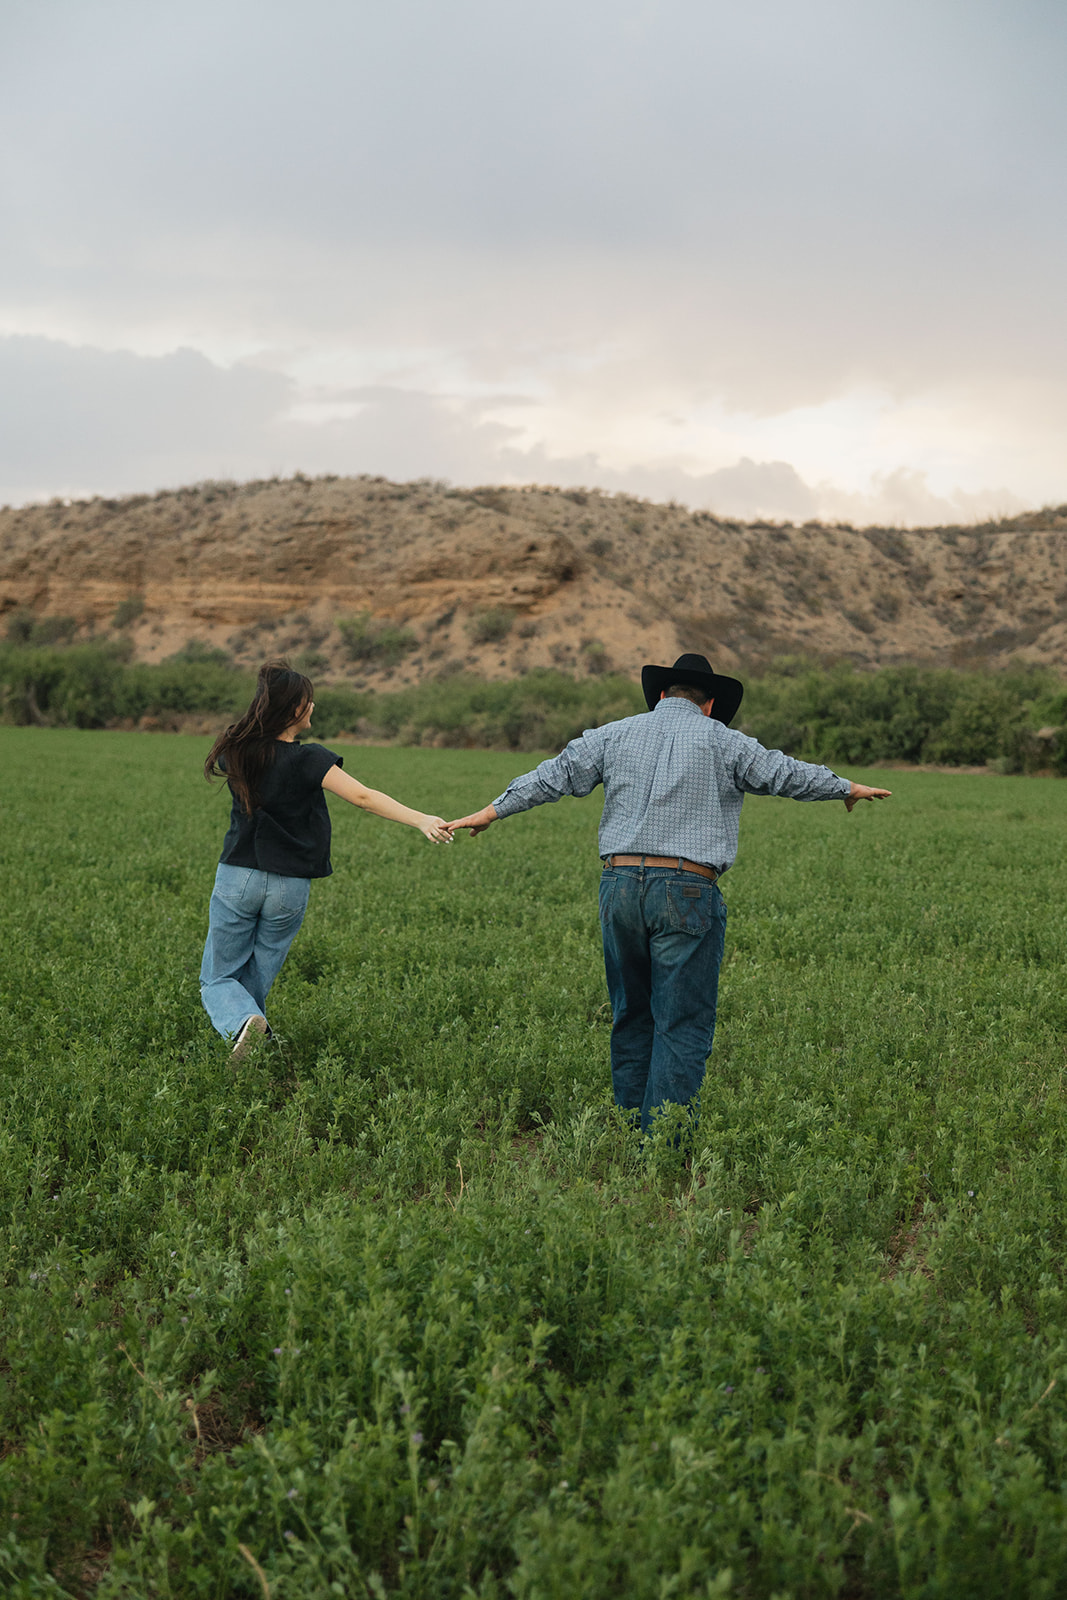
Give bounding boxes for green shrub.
[125,658,254,716]
[336,612,417,666]
[0,643,251,728]
[361,670,644,750]
[921,678,1028,768]
[581,640,611,675]
[4,610,35,644]
[1028,686,1067,775]
[741,661,1056,772]
[0,642,130,727]
[112,594,146,629]
[0,638,1064,771]
[467,607,517,645]
[295,649,330,675]
[166,639,233,666]
[4,611,79,646]
[306,685,373,738]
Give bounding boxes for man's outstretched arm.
[732,734,892,810]
[448,726,609,835]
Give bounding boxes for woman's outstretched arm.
[321,766,453,843]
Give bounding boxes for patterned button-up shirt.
[491,695,851,874]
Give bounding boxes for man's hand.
[419,815,454,843]
[448,804,498,836]
[844,782,892,812]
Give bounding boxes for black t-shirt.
[218,741,343,878]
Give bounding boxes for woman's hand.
[420,815,454,844]
[447,804,497,836]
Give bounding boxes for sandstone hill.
[2,475,1066,688]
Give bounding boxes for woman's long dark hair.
[205,661,314,815]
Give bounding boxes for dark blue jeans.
[599,863,727,1133]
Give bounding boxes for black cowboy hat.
[641,652,744,725]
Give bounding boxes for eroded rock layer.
[2,475,1066,685]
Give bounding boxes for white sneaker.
[231,1014,270,1060]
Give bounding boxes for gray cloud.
[7,1,1065,255]
[0,336,294,500]
[4,5,1065,357]
[1,1,1064,507]
[0,336,1026,525]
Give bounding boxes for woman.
[201,661,452,1056]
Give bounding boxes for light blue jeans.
[199,864,311,1040]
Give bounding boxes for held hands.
[447,804,497,836]
[844,782,892,812]
[421,800,498,842]
[420,815,454,844]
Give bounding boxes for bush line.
[0,641,1064,771]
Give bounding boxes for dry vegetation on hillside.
[2,474,1066,687]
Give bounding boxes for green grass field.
[1,727,1066,1599]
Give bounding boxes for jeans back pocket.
[665,879,722,936]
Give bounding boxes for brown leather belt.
[603,854,718,882]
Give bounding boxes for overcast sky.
[2,0,1064,522]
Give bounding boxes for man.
[449,653,891,1134]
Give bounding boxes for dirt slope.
[2,475,1066,686]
